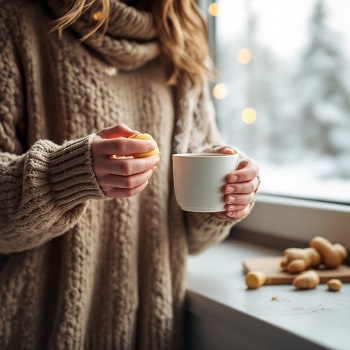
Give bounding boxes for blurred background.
[201,0,350,204]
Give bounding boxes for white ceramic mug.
[172,153,244,212]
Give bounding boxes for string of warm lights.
[209,2,257,125]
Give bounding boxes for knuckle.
[104,189,114,197]
[123,176,135,189]
[235,196,244,204]
[119,161,132,175]
[114,140,127,155]
[247,182,255,193]
[115,124,124,133]
[91,138,102,154]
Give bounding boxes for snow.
[258,161,350,204]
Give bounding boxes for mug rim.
[172,153,237,158]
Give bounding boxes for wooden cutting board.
[243,256,350,284]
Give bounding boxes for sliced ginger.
[245,271,268,289]
[128,132,161,158]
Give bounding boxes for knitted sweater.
[0,1,244,349]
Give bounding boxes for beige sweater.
[0,1,244,349]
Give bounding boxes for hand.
[214,147,260,219]
[91,124,160,197]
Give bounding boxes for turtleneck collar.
[46,0,160,70]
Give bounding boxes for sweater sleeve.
[185,78,251,255]
[0,8,105,254]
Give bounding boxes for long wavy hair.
[51,0,213,85]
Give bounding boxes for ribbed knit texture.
[0,0,246,349]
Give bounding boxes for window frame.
[199,0,350,249]
[237,194,350,249]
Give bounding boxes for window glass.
[208,0,350,204]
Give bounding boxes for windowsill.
[237,194,350,250]
[185,232,350,350]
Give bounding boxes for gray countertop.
[186,234,350,350]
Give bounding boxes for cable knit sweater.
[0,0,246,349]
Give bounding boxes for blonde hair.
[51,0,110,42]
[51,0,213,85]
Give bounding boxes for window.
[202,0,350,205]
[200,0,350,246]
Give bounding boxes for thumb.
[216,146,235,155]
[97,124,138,139]
[236,158,249,170]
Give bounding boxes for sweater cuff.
[48,134,105,205]
[186,211,238,254]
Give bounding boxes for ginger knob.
[281,247,321,273]
[128,132,161,158]
[245,271,268,289]
[310,236,347,268]
[327,279,342,292]
[292,270,320,289]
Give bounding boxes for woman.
[0,0,260,349]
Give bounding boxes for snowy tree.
[293,0,350,168]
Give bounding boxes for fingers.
[100,168,153,190]
[92,155,160,197]
[97,124,137,139]
[215,150,260,220]
[215,205,251,219]
[91,126,160,198]
[104,181,150,198]
[216,146,235,155]
[223,176,260,195]
[97,156,160,176]
[93,137,156,157]
[227,159,259,183]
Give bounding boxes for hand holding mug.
[214,146,260,219]
[172,146,260,218]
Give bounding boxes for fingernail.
[152,166,157,172]
[228,205,235,211]
[153,156,160,165]
[226,186,234,194]
[228,196,236,204]
[148,142,156,150]
[229,175,238,183]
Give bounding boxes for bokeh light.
[241,108,257,124]
[93,11,103,21]
[213,83,228,99]
[236,48,252,64]
[208,3,219,16]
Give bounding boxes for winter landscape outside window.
[207,0,350,205]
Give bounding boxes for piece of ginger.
[310,236,347,268]
[327,279,343,292]
[245,271,268,289]
[292,270,320,289]
[281,247,321,273]
[128,132,161,158]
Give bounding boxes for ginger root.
[128,132,161,158]
[292,270,320,289]
[281,247,321,273]
[310,236,347,268]
[245,271,268,289]
[327,279,342,292]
